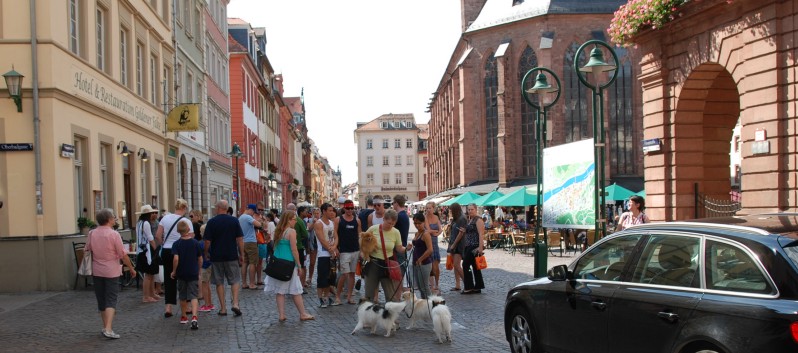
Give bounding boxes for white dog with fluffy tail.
[351,299,406,337]
[431,302,453,343]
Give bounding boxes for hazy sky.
[227,0,462,185]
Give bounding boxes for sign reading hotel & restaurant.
[71,66,162,133]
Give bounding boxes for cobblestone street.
[0,236,575,353]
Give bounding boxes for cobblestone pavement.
[0,236,577,353]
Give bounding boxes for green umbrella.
[440,191,481,206]
[472,191,505,206]
[635,189,646,197]
[486,187,538,207]
[604,183,636,201]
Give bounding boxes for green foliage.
[77,217,96,229]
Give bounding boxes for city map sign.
[542,138,595,229]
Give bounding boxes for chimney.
[460,0,488,32]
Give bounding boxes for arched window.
[563,42,589,143]
[608,47,635,175]
[484,54,498,179]
[518,45,538,177]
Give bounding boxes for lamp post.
[228,143,245,213]
[574,40,619,241]
[521,67,561,278]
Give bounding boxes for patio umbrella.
[472,191,505,206]
[486,187,538,207]
[635,189,646,197]
[440,191,481,206]
[604,183,636,201]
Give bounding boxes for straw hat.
[135,204,158,215]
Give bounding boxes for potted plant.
[77,217,96,235]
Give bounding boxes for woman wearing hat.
[135,205,160,303]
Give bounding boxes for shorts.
[316,256,331,288]
[210,261,241,286]
[178,279,199,301]
[297,249,306,268]
[93,276,120,311]
[244,243,259,265]
[200,266,212,282]
[339,251,359,274]
[431,236,441,262]
[258,244,268,259]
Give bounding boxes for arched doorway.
[668,63,740,220]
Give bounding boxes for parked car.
[504,213,798,353]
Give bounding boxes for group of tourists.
[84,195,492,339]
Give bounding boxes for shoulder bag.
[159,215,185,258]
[264,232,295,281]
[379,226,402,281]
[78,230,94,276]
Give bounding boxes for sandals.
[231,307,242,316]
[450,287,462,291]
[300,315,315,321]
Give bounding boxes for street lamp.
[227,143,245,213]
[2,66,24,112]
[574,40,619,241]
[521,67,561,278]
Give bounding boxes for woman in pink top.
[84,208,136,339]
[616,195,650,231]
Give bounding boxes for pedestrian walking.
[135,205,160,303]
[203,200,245,317]
[239,203,263,290]
[313,203,338,307]
[424,201,443,294]
[155,199,194,318]
[334,199,361,305]
[170,221,202,330]
[446,203,467,292]
[410,212,433,299]
[462,203,485,294]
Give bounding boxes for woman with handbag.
[362,209,409,303]
[84,208,137,339]
[135,205,160,303]
[461,203,486,294]
[262,210,315,322]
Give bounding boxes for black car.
[504,214,798,353]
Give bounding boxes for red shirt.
[84,226,127,278]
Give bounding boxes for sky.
[226,0,463,186]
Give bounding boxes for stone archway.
[661,63,741,220]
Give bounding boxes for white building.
[355,114,424,206]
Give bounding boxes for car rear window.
[782,240,798,270]
[705,239,774,295]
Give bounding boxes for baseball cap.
[247,204,258,213]
[343,200,355,209]
[337,196,347,204]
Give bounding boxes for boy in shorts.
[171,221,203,330]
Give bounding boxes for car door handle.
[591,300,607,311]
[657,311,679,323]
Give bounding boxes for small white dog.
[401,291,446,329]
[351,299,406,337]
[431,302,453,343]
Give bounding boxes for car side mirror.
[547,264,570,281]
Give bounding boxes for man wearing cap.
[239,204,263,290]
[367,198,386,228]
[336,196,347,217]
[334,199,361,305]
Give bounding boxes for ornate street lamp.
[2,67,24,112]
[574,40,619,241]
[521,67,561,278]
[227,143,245,213]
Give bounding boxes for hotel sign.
[71,66,162,133]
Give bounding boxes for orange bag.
[475,255,488,270]
[355,260,362,276]
[445,255,454,270]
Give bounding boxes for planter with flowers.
[609,0,734,46]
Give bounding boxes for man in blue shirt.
[204,200,245,316]
[239,204,262,290]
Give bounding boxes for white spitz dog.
[351,299,406,337]
[401,291,446,329]
[431,302,452,343]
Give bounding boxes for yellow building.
[0,0,178,291]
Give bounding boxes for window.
[162,66,172,110]
[382,173,390,185]
[186,71,193,102]
[484,53,498,178]
[574,234,642,281]
[564,42,589,143]
[366,139,373,149]
[135,42,144,96]
[96,6,107,72]
[395,173,402,185]
[407,156,413,165]
[518,45,539,177]
[150,55,158,104]
[395,156,401,166]
[155,160,162,209]
[705,240,773,294]
[382,139,388,149]
[407,173,414,184]
[406,138,413,149]
[629,234,700,288]
[120,29,129,87]
[73,136,88,226]
[175,0,182,24]
[394,139,401,149]
[99,143,110,208]
[68,0,81,56]
[176,62,183,102]
[140,159,149,204]
[382,156,389,166]
[184,0,192,31]
[366,156,373,167]
[367,173,374,185]
[608,47,636,176]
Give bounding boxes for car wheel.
[508,306,537,353]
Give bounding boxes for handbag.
[475,255,488,270]
[78,230,94,276]
[445,254,454,270]
[264,241,294,281]
[379,226,402,281]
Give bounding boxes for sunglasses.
[345,207,355,210]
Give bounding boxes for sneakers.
[319,298,328,308]
[190,316,198,330]
[101,330,120,339]
[180,316,189,324]
[199,305,214,312]
[330,298,341,306]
